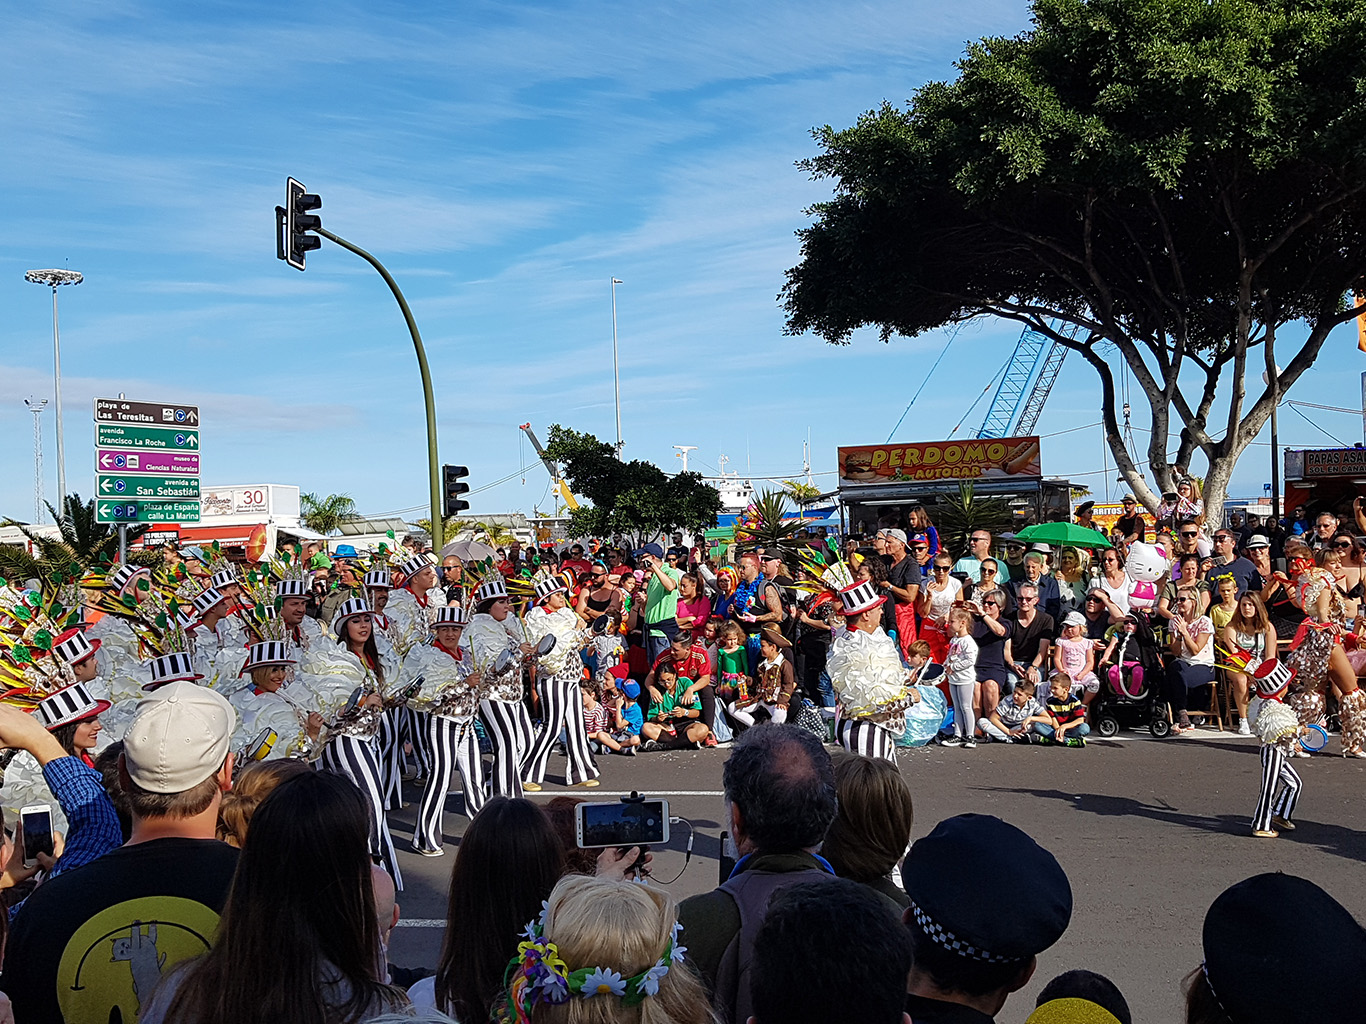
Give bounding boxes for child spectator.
[1042,673,1089,747]
[982,678,1052,743]
[591,612,625,686]
[905,639,943,686]
[580,682,612,751]
[730,626,796,728]
[1053,611,1100,708]
[641,664,710,749]
[941,608,980,748]
[715,621,750,705]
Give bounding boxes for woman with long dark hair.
[467,577,536,799]
[142,771,409,1023]
[308,597,403,887]
[409,797,566,1022]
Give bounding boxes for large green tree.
[543,426,723,540]
[783,0,1366,524]
[299,492,359,536]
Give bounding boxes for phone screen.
[576,800,669,848]
[21,807,53,866]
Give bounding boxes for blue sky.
[3,1,1363,525]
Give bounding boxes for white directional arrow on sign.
[100,479,112,493]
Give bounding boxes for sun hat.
[1062,611,1087,628]
[35,682,111,730]
[51,627,100,667]
[124,681,235,793]
[331,597,373,638]
[363,568,393,590]
[474,576,510,606]
[838,579,885,616]
[144,651,204,691]
[238,640,297,676]
[433,605,469,627]
[398,553,436,580]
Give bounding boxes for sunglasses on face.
[934,565,951,572]
[1334,541,1353,549]
[1019,596,1037,603]
[983,599,999,607]
[983,567,998,574]
[1181,532,1197,538]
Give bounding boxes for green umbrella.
[1013,522,1113,549]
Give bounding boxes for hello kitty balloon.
[1124,541,1168,610]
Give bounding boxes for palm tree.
[0,493,153,587]
[299,493,359,536]
[934,483,1014,560]
[734,490,805,560]
[781,481,822,509]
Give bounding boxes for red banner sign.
[838,437,1042,485]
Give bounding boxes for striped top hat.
[838,579,886,617]
[331,597,372,638]
[276,578,310,599]
[51,627,100,666]
[1254,659,1295,702]
[209,568,238,590]
[398,553,435,581]
[239,640,297,676]
[473,576,509,607]
[433,605,469,627]
[144,651,203,691]
[363,569,392,590]
[191,588,230,617]
[534,575,568,604]
[35,682,111,730]
[109,563,152,594]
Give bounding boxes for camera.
[575,796,669,849]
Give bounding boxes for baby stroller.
[1090,612,1170,738]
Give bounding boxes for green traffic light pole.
[314,226,444,552]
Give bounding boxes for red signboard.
[838,437,1042,485]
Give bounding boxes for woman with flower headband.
[498,874,710,1024]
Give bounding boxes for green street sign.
[96,500,201,524]
[95,423,199,451]
[96,475,200,499]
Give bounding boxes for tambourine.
[1301,723,1329,752]
[240,727,278,763]
[383,675,425,709]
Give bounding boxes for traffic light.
[279,177,322,271]
[443,464,471,517]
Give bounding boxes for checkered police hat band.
[909,899,1018,964]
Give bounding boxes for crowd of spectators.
[1,690,1362,1024]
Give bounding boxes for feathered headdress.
[0,583,84,702]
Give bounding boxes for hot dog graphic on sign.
[838,437,1042,485]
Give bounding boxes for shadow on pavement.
[975,786,1366,864]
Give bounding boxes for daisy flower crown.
[502,901,687,1021]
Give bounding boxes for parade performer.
[1249,660,1304,838]
[381,553,448,802]
[187,586,246,661]
[826,579,919,763]
[84,562,153,681]
[403,605,485,855]
[227,640,324,763]
[1280,547,1366,757]
[522,574,599,791]
[309,597,404,888]
[467,576,536,799]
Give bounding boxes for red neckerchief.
[433,639,463,661]
[80,751,96,769]
[408,586,428,608]
[252,685,267,696]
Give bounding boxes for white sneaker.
[941,736,964,747]
[963,739,977,749]
[1237,718,1251,736]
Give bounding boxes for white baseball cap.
[124,682,235,794]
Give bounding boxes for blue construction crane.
[976,321,1083,438]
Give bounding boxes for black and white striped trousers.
[414,715,484,851]
[523,667,600,786]
[836,718,898,765]
[479,698,534,799]
[1253,743,1301,832]
[406,707,432,778]
[376,708,404,810]
[318,733,402,890]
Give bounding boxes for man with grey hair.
[1008,549,1061,620]
[1311,510,1340,551]
[678,723,839,1024]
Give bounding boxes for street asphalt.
[384,727,1366,1024]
